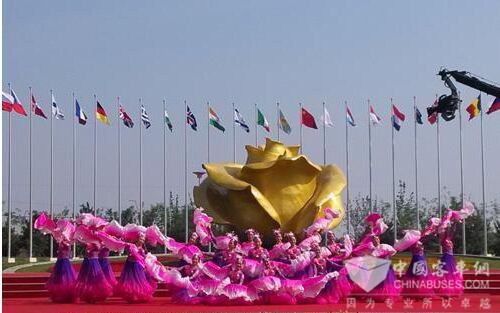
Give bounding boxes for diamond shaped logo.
[345,256,391,292]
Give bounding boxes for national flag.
[428,100,438,125]
[96,101,110,125]
[2,91,14,112]
[141,105,151,129]
[119,105,134,128]
[31,94,47,119]
[486,97,500,115]
[415,107,423,125]
[346,107,356,126]
[257,108,270,132]
[278,110,291,134]
[75,99,88,125]
[209,107,225,132]
[466,95,481,120]
[321,107,333,127]
[52,94,65,120]
[187,106,197,131]
[234,108,249,133]
[301,107,318,129]
[391,104,406,131]
[2,89,27,115]
[164,110,173,131]
[369,105,382,125]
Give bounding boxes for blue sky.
[3,0,500,221]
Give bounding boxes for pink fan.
[104,220,124,238]
[372,243,397,258]
[394,229,421,252]
[76,213,108,229]
[73,225,101,246]
[372,218,389,236]
[34,212,56,235]
[343,234,354,258]
[53,219,75,244]
[451,201,475,222]
[122,224,147,243]
[96,231,128,252]
[365,213,382,226]
[145,225,167,247]
[421,217,441,237]
[193,207,213,225]
[201,261,230,281]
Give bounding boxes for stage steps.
[4,272,500,299]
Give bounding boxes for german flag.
[96,101,110,125]
[466,94,481,120]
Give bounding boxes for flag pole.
[435,94,442,254]
[93,94,97,214]
[232,102,236,162]
[345,101,351,235]
[163,99,168,253]
[28,86,35,262]
[391,98,397,243]
[436,97,441,219]
[277,102,280,142]
[49,89,54,261]
[299,102,303,153]
[480,94,487,255]
[368,99,373,212]
[206,101,212,253]
[72,92,77,259]
[207,102,210,163]
[139,98,143,225]
[7,83,14,263]
[458,95,466,254]
[118,97,121,226]
[413,96,420,230]
[184,100,189,243]
[323,102,326,165]
[254,103,258,146]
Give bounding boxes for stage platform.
[4,296,500,313]
[4,271,500,312]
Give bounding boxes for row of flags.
[3,87,500,133]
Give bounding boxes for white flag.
[322,107,334,127]
[51,94,65,120]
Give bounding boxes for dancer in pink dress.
[219,255,256,305]
[434,204,473,297]
[394,229,435,298]
[248,235,270,261]
[74,224,113,303]
[34,213,78,303]
[115,224,156,303]
[269,229,290,262]
[241,229,257,256]
[368,235,400,301]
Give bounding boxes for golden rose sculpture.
[193,138,346,237]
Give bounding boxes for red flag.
[428,100,438,124]
[486,97,500,115]
[2,92,13,112]
[301,107,317,129]
[31,94,47,119]
[392,105,406,121]
[10,89,27,116]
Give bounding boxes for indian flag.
[209,107,225,132]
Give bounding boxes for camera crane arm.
[428,69,500,121]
